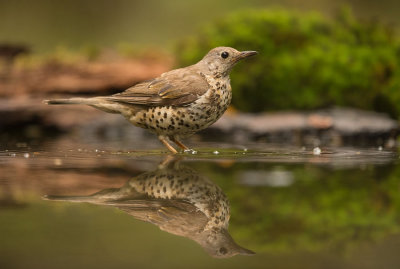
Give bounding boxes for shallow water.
[1,136,400,269]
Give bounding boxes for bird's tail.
[43,97,103,105]
[42,187,132,204]
[43,97,126,114]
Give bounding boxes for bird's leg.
[158,155,182,169]
[158,136,178,154]
[171,137,190,152]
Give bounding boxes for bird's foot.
[171,137,196,154]
[183,149,198,154]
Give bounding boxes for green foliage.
[176,8,400,117]
[197,162,400,254]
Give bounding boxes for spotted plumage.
[45,47,257,153]
[44,159,254,258]
[129,164,229,231]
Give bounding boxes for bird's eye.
[221,51,229,59]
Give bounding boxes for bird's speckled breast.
[128,75,232,138]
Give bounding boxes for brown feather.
[106,66,210,107]
[108,199,209,232]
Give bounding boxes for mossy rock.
[176,8,400,118]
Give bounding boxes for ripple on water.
[0,142,397,169]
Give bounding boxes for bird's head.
[198,228,255,258]
[199,47,258,77]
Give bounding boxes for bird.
[44,47,257,153]
[44,158,255,258]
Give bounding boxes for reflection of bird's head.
[199,47,258,76]
[199,228,255,258]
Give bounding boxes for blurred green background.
[1,0,400,52]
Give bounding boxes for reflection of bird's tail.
[43,194,101,203]
[43,97,103,105]
[43,187,135,204]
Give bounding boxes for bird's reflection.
[44,157,254,258]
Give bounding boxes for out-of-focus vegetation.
[177,8,400,118]
[2,0,400,52]
[195,162,400,253]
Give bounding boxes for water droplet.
[313,147,321,155]
[213,150,220,155]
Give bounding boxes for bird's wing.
[106,67,210,107]
[104,199,209,233]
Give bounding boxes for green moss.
[176,8,400,118]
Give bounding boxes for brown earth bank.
[0,47,172,97]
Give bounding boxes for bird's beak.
[233,51,258,63]
[237,246,256,256]
[238,50,258,59]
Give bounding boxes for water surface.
[1,138,400,269]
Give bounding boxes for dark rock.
[202,108,399,147]
[0,99,398,148]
